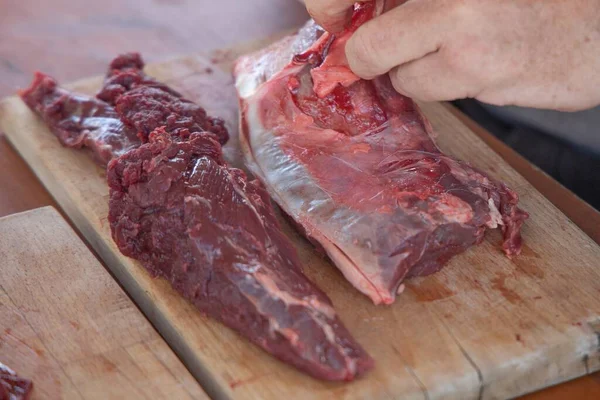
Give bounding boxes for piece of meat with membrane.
[234,2,528,305]
[20,72,140,166]
[107,128,373,381]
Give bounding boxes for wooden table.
[1,1,599,398]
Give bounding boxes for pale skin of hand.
[304,0,600,112]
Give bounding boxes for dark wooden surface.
[0,1,599,398]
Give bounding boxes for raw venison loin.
[20,53,228,166]
[0,362,33,400]
[97,52,184,104]
[20,72,141,165]
[107,128,373,381]
[97,52,229,145]
[234,1,528,305]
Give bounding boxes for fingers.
[346,0,449,79]
[388,52,483,102]
[304,0,357,32]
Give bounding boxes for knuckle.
[447,0,475,20]
[441,39,486,76]
[441,45,466,73]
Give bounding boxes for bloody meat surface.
[20,72,140,165]
[20,53,228,165]
[107,128,373,380]
[234,1,528,305]
[0,362,33,400]
[97,52,184,105]
[98,53,229,145]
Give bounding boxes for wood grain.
[1,41,600,399]
[0,207,208,400]
[1,0,600,397]
[0,135,58,218]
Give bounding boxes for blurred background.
[0,0,308,96]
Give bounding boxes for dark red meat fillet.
[98,53,229,145]
[107,129,373,380]
[0,362,33,400]
[97,52,183,104]
[235,1,528,304]
[20,72,140,165]
[114,85,228,144]
[20,53,228,166]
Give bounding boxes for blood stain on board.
[523,245,540,258]
[408,279,456,302]
[516,261,545,279]
[229,375,261,389]
[511,244,545,279]
[103,358,117,373]
[491,274,522,304]
[515,334,524,345]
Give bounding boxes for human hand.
[305,0,600,111]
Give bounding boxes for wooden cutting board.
[0,206,208,399]
[1,35,600,400]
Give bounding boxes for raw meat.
[234,2,528,305]
[98,53,229,145]
[97,52,184,105]
[0,362,33,400]
[20,53,228,166]
[20,72,140,165]
[107,128,373,380]
[22,53,372,380]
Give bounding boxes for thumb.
[346,0,447,79]
[305,0,357,32]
